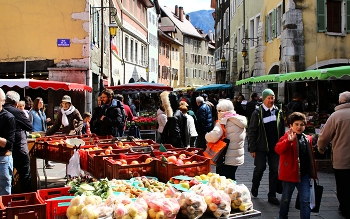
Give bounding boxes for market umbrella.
[195,84,232,91]
[107,82,173,94]
[0,79,92,92]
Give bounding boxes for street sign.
[57,39,70,47]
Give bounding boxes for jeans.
[117,128,124,137]
[279,174,311,219]
[0,155,13,195]
[13,151,32,193]
[252,150,279,198]
[216,165,238,181]
[334,169,350,218]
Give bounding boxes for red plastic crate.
[133,139,156,146]
[156,155,211,183]
[0,192,46,219]
[88,149,130,178]
[104,154,157,180]
[185,147,204,156]
[37,187,73,219]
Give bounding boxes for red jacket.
[275,132,318,182]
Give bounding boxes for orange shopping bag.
[203,124,230,165]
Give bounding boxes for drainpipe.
[121,10,126,84]
[100,0,104,85]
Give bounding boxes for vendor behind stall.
[46,95,83,136]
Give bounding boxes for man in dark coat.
[245,92,259,127]
[0,88,16,195]
[4,91,33,193]
[195,96,213,149]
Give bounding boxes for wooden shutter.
[347,0,350,32]
[317,0,326,32]
[265,15,269,42]
[272,9,276,39]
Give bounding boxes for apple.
[184,161,192,165]
[99,152,105,156]
[107,146,113,150]
[119,159,127,165]
[105,149,111,155]
[115,161,122,165]
[178,154,187,160]
[167,156,177,163]
[175,159,184,165]
[145,158,153,164]
[130,160,139,165]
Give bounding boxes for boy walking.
[275,112,317,219]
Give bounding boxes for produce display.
[178,192,207,219]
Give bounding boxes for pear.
[180,182,190,189]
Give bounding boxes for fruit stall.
[14,134,263,219]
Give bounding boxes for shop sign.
[57,39,70,47]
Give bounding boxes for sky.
[158,0,213,13]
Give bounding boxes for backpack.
[112,99,127,128]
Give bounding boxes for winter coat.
[196,102,213,134]
[275,132,317,182]
[0,108,16,153]
[248,104,285,152]
[29,109,47,132]
[46,108,83,136]
[157,109,167,133]
[184,113,198,147]
[162,110,187,148]
[4,104,32,154]
[205,113,247,166]
[97,101,123,136]
[90,106,102,134]
[245,99,258,123]
[317,102,350,169]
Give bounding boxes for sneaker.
[251,186,258,197]
[45,161,55,169]
[268,197,280,205]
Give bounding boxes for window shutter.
[265,15,268,42]
[317,0,326,32]
[347,0,350,32]
[272,10,276,39]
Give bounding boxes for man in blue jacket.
[248,89,285,205]
[195,96,213,149]
[4,91,33,193]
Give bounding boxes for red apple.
[167,156,177,163]
[176,159,184,165]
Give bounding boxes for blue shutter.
[317,0,326,32]
[265,15,268,42]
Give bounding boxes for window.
[135,42,138,64]
[199,70,201,78]
[265,11,274,41]
[255,15,260,40]
[194,69,197,78]
[326,0,342,33]
[190,68,193,78]
[130,39,134,62]
[162,42,165,55]
[125,37,129,61]
[166,44,170,58]
[176,49,178,61]
[237,27,241,51]
[185,53,188,63]
[185,68,188,77]
[171,47,174,60]
[162,66,166,79]
[249,18,255,47]
[93,8,100,46]
[230,0,236,19]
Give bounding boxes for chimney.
[175,5,178,16]
[179,7,184,21]
[186,14,190,22]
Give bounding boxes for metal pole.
[24,60,26,97]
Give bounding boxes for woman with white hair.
[205,99,247,180]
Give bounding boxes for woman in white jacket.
[179,105,198,147]
[157,105,167,143]
[205,99,247,180]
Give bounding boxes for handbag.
[295,179,323,213]
[203,124,230,165]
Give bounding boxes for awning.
[173,87,194,92]
[0,79,92,92]
[235,65,350,85]
[195,84,232,91]
[107,82,173,93]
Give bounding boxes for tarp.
[235,65,350,85]
[107,82,173,93]
[195,84,232,91]
[173,87,195,92]
[0,79,92,92]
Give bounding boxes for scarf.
[61,105,75,127]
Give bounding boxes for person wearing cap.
[248,88,285,205]
[0,88,16,195]
[46,95,83,136]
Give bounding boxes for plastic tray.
[0,192,46,219]
[37,187,73,219]
[104,155,157,180]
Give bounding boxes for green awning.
[279,69,323,82]
[320,66,350,79]
[253,74,284,83]
[235,77,253,85]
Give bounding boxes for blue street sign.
[57,39,70,47]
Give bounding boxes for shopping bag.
[67,149,81,177]
[203,124,229,165]
[295,179,323,213]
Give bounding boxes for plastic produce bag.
[225,183,253,212]
[67,149,81,177]
[178,192,207,219]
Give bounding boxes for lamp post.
[240,38,258,57]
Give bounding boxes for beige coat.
[318,102,350,169]
[205,114,247,166]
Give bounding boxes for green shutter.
[272,10,276,39]
[274,9,278,38]
[347,0,350,32]
[265,15,268,42]
[317,0,326,32]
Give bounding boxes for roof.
[159,26,176,32]
[158,29,183,46]
[161,5,202,39]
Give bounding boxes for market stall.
[0,79,92,193]
[9,133,261,219]
[195,84,232,91]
